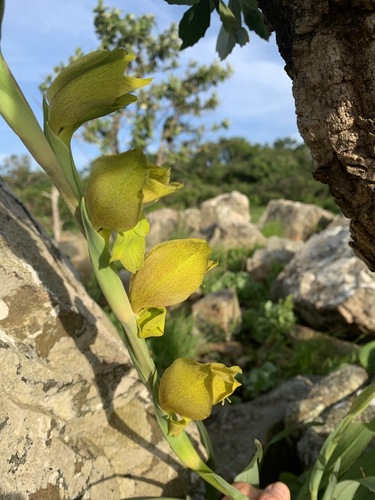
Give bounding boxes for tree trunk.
[258,0,375,271]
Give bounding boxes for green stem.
[0,52,80,221]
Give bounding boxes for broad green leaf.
[129,238,215,312]
[331,480,360,499]
[216,25,236,60]
[215,0,241,34]
[86,148,150,232]
[358,341,375,373]
[242,5,271,40]
[341,448,375,481]
[357,477,375,493]
[179,1,212,50]
[136,306,166,339]
[322,420,375,485]
[234,439,263,487]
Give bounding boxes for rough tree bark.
[258,0,375,271]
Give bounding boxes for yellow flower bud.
[129,239,217,313]
[158,358,241,433]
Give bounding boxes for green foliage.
[165,0,270,59]
[164,137,338,213]
[42,2,232,163]
[245,295,296,344]
[358,341,375,374]
[261,220,287,238]
[240,361,279,399]
[147,308,200,373]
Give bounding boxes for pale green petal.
[46,49,151,142]
[136,306,166,339]
[209,363,242,405]
[86,148,150,232]
[111,217,150,273]
[143,166,183,204]
[129,238,212,312]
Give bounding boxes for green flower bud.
[45,49,151,144]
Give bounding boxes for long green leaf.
[309,383,375,499]
[234,439,263,487]
[331,480,360,499]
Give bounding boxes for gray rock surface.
[0,183,193,499]
[246,236,304,281]
[192,288,242,341]
[200,191,251,228]
[272,224,375,337]
[258,199,335,241]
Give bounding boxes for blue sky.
[0,0,300,168]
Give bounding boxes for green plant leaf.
[215,0,242,34]
[242,4,270,40]
[179,0,212,49]
[330,480,360,499]
[358,341,375,373]
[321,458,340,500]
[309,383,375,499]
[234,439,263,487]
[321,420,375,486]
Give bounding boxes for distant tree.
[164,137,337,211]
[41,1,232,165]
[0,155,73,237]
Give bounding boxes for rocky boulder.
[192,288,242,341]
[246,236,304,282]
[146,207,180,249]
[258,199,335,241]
[0,183,194,499]
[272,224,375,337]
[200,191,251,228]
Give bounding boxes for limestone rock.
[146,208,180,249]
[192,288,242,341]
[207,221,266,251]
[272,224,375,337]
[0,183,193,499]
[59,230,91,282]
[200,191,250,228]
[284,365,371,469]
[258,199,335,241]
[246,236,304,282]
[206,376,313,483]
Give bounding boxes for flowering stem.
[0,53,80,222]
